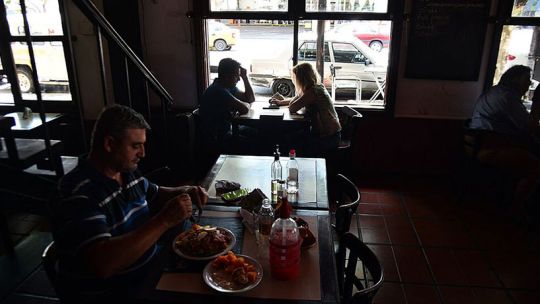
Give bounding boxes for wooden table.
[232,101,310,137]
[200,154,329,210]
[135,206,339,304]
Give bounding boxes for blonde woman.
[270,63,342,155]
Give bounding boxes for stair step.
[0,138,63,169]
[24,156,78,176]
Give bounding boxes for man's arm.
[81,194,193,279]
[234,66,255,104]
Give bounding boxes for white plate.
[172,227,236,261]
[203,254,263,293]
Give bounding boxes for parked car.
[0,42,69,93]
[249,33,388,97]
[208,20,240,51]
[327,21,390,52]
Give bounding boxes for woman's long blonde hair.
[292,62,320,95]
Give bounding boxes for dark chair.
[332,174,361,238]
[456,119,516,205]
[336,233,384,304]
[43,241,79,303]
[327,106,362,179]
[42,241,60,293]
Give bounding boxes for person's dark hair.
[90,105,150,152]
[499,65,531,89]
[217,58,241,78]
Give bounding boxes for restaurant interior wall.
[60,0,509,175]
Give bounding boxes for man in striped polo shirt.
[53,105,208,302]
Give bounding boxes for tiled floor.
[1,175,539,303]
[353,176,540,304]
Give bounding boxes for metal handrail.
[73,0,173,107]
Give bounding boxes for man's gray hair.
[90,105,150,152]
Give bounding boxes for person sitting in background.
[470,65,540,216]
[270,62,342,156]
[53,105,208,302]
[199,58,255,147]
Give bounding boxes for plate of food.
[172,224,236,261]
[203,251,263,293]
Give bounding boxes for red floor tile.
[453,250,500,287]
[368,244,400,282]
[378,192,402,205]
[393,247,433,284]
[439,286,476,304]
[373,282,406,304]
[358,215,386,228]
[488,250,540,289]
[385,216,419,245]
[426,248,501,287]
[361,227,391,244]
[361,192,380,203]
[472,288,514,304]
[510,290,540,304]
[358,203,382,215]
[404,198,459,220]
[426,248,467,285]
[439,286,514,304]
[413,219,475,248]
[403,284,441,304]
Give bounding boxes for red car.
[328,21,391,52]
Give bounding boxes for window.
[199,0,399,110]
[210,0,288,12]
[491,1,540,102]
[298,42,330,62]
[0,0,73,106]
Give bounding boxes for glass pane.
[211,0,287,12]
[207,19,294,100]
[306,0,388,13]
[0,57,15,105]
[494,25,539,102]
[512,0,540,17]
[300,20,390,106]
[4,0,63,36]
[11,42,71,100]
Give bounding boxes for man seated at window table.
[53,105,208,302]
[199,57,255,147]
[270,62,341,156]
[470,65,540,216]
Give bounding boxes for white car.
[249,33,388,97]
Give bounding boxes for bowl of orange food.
[203,251,263,293]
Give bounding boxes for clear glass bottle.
[256,198,274,259]
[271,152,282,201]
[286,149,299,194]
[258,198,274,235]
[269,196,301,280]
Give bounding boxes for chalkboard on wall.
[405,0,490,80]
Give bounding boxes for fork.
[190,204,203,223]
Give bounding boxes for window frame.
[193,0,404,115]
[485,0,540,91]
[0,0,80,113]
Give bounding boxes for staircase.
[0,0,176,252]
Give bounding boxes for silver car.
[249,33,388,97]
